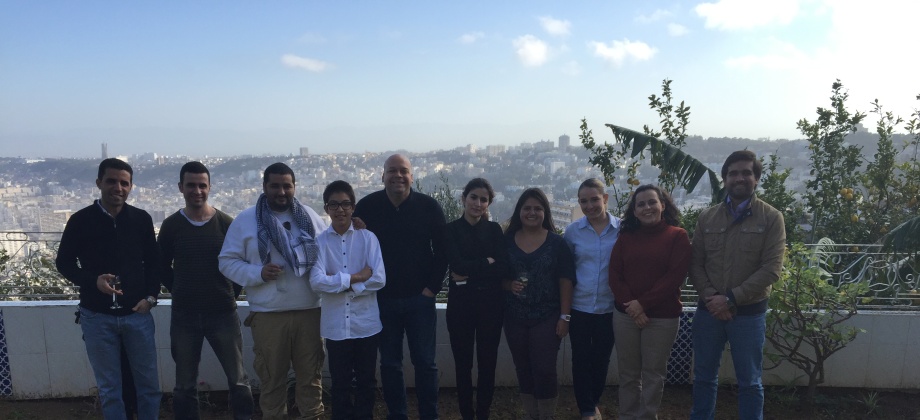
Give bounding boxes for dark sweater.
[56,201,161,315]
[505,232,576,320]
[444,216,512,291]
[158,209,240,313]
[354,189,448,299]
[608,220,691,319]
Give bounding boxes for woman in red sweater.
[608,184,692,420]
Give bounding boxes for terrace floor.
[1,385,918,419]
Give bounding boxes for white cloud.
[668,23,689,37]
[513,35,549,67]
[458,31,485,44]
[561,61,581,76]
[635,9,673,24]
[539,16,571,36]
[281,54,333,73]
[298,33,326,44]
[589,39,657,67]
[695,0,799,30]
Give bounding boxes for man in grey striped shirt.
[158,161,253,420]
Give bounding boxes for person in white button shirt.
[310,180,386,420]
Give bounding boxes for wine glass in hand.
[110,276,123,309]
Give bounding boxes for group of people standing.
[56,149,784,420]
[434,149,784,420]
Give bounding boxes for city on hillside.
[0,125,910,243]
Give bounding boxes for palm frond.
[605,124,724,203]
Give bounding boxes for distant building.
[38,210,70,232]
[300,147,310,157]
[101,143,108,159]
[534,140,555,152]
[149,209,167,225]
[558,134,570,150]
[550,201,584,228]
[485,145,506,156]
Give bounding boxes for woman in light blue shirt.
[563,178,620,420]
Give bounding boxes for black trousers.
[326,334,379,420]
[446,286,505,420]
[569,310,615,416]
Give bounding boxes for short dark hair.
[263,162,296,185]
[721,150,762,180]
[179,161,210,184]
[506,188,555,234]
[97,158,133,182]
[620,184,681,233]
[323,180,356,204]
[462,178,495,204]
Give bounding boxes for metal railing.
[2,232,918,309]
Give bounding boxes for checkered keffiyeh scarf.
[255,193,319,277]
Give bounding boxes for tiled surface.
[900,349,920,388]
[2,304,920,398]
[9,353,50,398]
[48,351,95,397]
[908,316,920,348]
[0,310,12,396]
[865,343,908,388]
[667,311,694,385]
[869,314,911,345]
[42,307,83,354]
[3,308,45,355]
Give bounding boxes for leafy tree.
[858,100,903,242]
[415,171,462,223]
[579,118,635,215]
[765,242,868,404]
[759,153,806,244]
[882,94,920,253]
[642,79,692,193]
[0,248,9,272]
[797,80,866,244]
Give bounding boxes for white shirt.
[309,224,386,340]
[218,204,328,312]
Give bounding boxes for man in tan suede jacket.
[689,150,786,420]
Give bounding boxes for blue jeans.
[378,294,439,420]
[569,310,614,417]
[170,308,253,420]
[690,309,766,420]
[79,306,161,420]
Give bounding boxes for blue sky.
[1,0,917,158]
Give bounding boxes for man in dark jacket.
[354,154,447,420]
[56,158,162,420]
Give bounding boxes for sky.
[1,0,918,159]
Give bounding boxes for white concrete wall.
[1,302,918,399]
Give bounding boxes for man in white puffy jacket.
[219,162,328,420]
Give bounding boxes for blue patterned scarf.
[255,193,319,277]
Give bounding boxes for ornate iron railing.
[1,232,918,309]
[0,231,76,299]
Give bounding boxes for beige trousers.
[249,308,325,420]
[612,310,679,420]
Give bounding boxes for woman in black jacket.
[444,178,511,420]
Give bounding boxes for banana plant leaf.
[881,215,920,252]
[605,124,724,203]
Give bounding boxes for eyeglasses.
[326,201,354,211]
